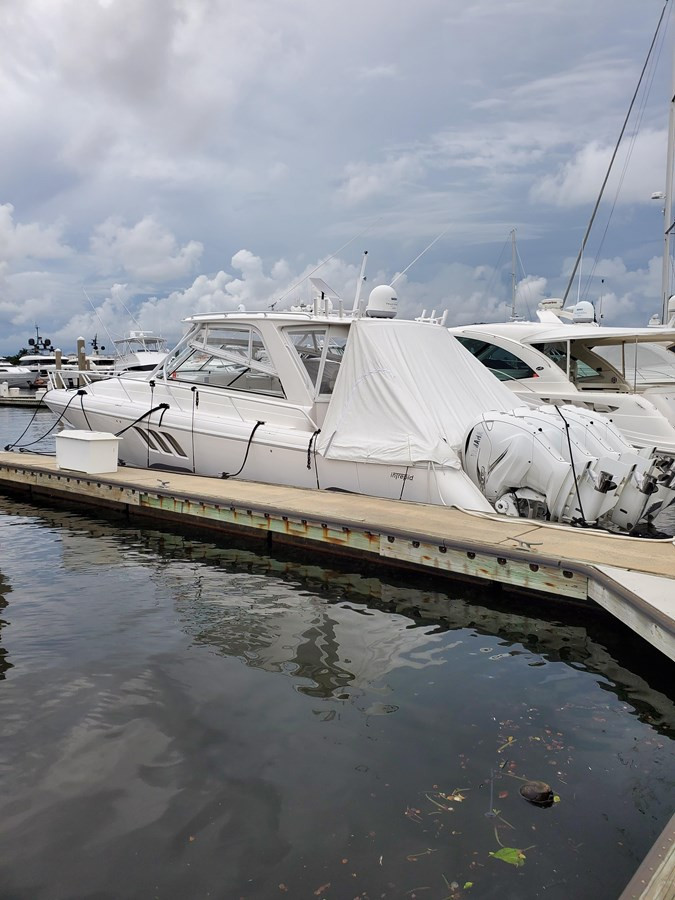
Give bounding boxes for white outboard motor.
[463,404,675,532]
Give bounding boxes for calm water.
[0,405,674,900]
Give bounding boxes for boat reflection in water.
[53,509,675,726]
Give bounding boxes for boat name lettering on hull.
[391,472,414,482]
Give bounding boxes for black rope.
[307,429,321,469]
[4,389,83,451]
[147,381,155,468]
[555,405,587,525]
[114,403,170,436]
[80,391,93,431]
[307,428,321,488]
[399,466,410,501]
[222,420,265,479]
[4,389,52,449]
[190,386,198,473]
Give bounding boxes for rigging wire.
[484,235,510,300]
[83,289,118,350]
[562,0,671,305]
[390,224,453,286]
[580,6,671,300]
[275,219,381,305]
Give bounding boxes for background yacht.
[449,310,675,455]
[0,358,34,389]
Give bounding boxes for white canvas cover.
[316,318,518,468]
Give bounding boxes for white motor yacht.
[112,330,168,374]
[0,358,34,389]
[449,315,675,455]
[43,286,675,534]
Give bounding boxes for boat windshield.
[161,324,285,397]
[286,325,348,396]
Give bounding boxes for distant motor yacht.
[0,358,34,389]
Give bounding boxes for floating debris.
[519,780,555,807]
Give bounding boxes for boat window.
[533,341,623,387]
[286,327,347,395]
[166,325,284,397]
[455,336,535,381]
[593,343,675,385]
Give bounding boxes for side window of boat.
[534,342,566,371]
[287,328,328,389]
[455,337,535,381]
[287,327,346,396]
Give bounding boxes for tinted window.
[456,336,535,381]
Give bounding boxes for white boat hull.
[47,381,493,512]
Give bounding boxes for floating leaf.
[464,882,474,889]
[489,847,527,867]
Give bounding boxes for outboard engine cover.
[463,405,675,531]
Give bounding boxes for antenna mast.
[352,250,368,313]
[510,228,517,319]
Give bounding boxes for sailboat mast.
[662,34,675,324]
[510,228,517,319]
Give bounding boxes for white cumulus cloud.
[90,216,203,282]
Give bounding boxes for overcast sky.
[0,0,672,355]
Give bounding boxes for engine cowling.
[462,404,675,532]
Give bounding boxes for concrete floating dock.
[0,393,45,408]
[0,450,674,663]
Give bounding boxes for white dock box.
[55,430,120,474]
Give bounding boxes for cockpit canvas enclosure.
[316,319,517,468]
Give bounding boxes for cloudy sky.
[0,0,672,355]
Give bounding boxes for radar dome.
[572,300,595,324]
[366,284,398,318]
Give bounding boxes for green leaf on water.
[489,846,527,867]
[463,882,474,889]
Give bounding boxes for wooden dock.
[0,450,673,663]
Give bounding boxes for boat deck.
[0,451,673,664]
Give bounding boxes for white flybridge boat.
[112,330,168,374]
[43,284,675,534]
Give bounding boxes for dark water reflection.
[0,497,673,900]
